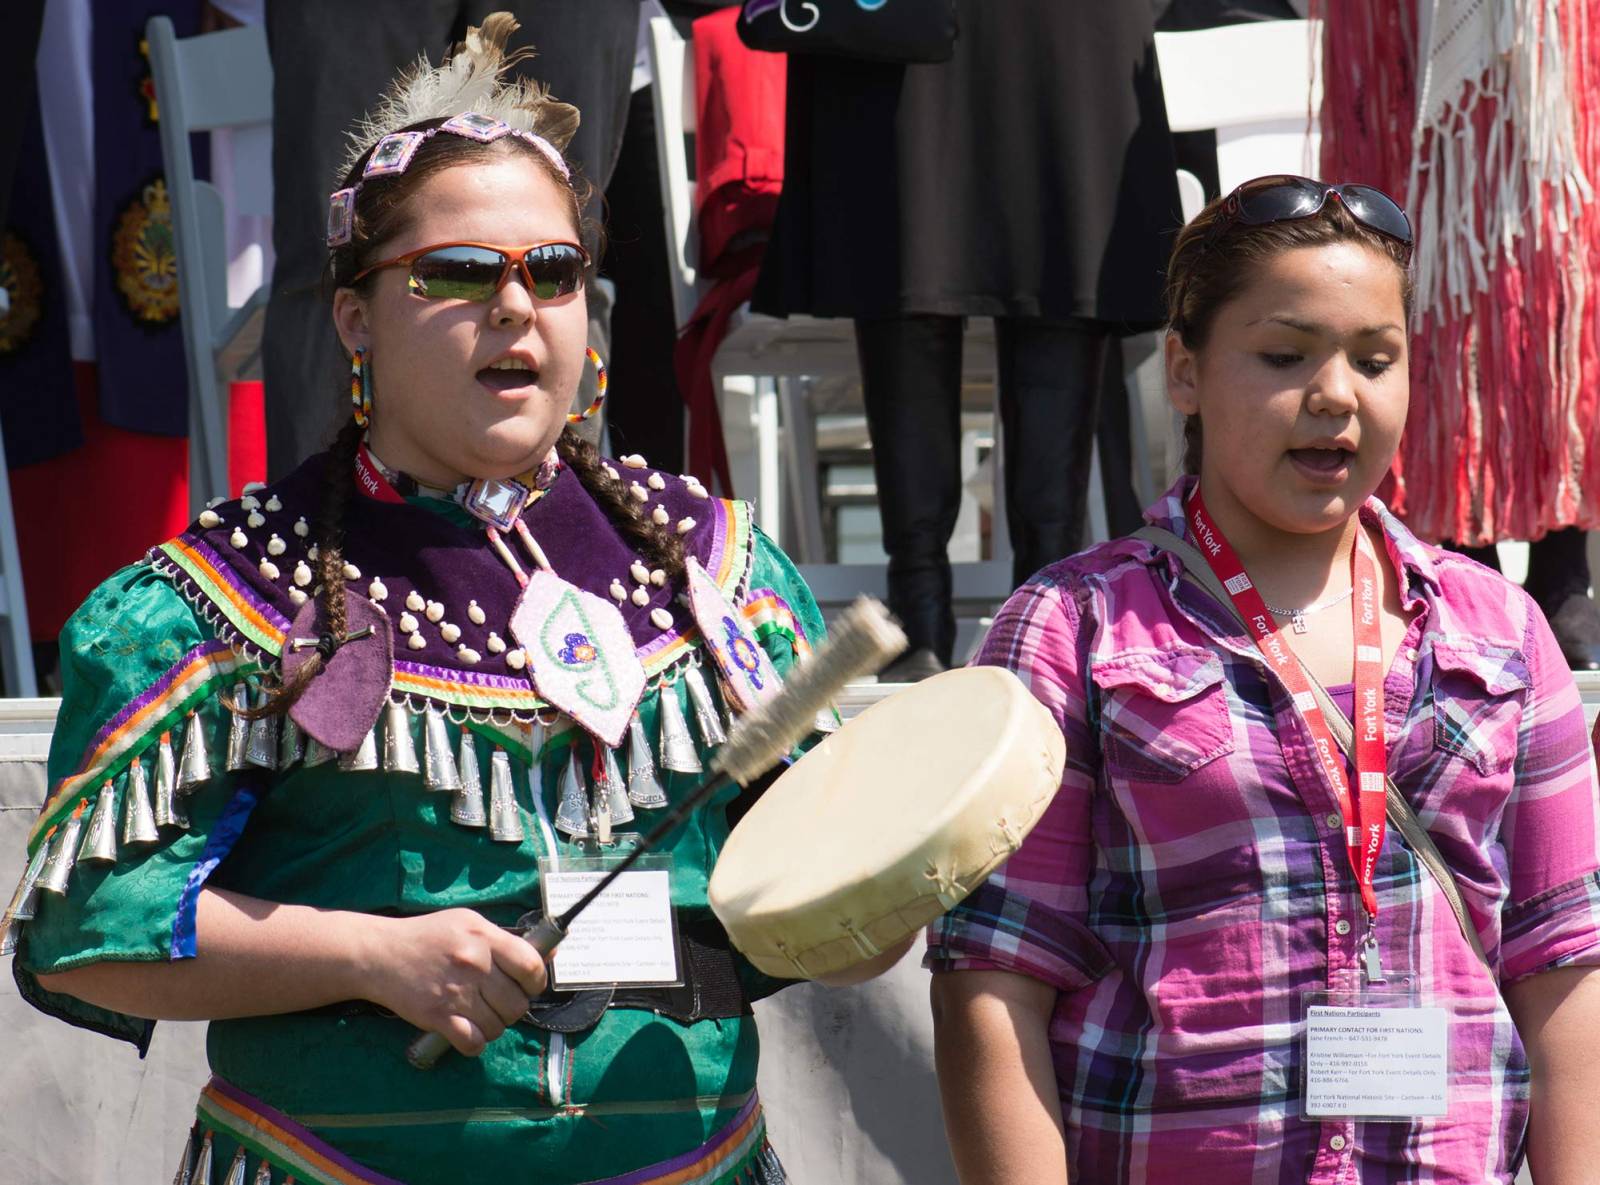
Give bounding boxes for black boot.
[996,318,1110,587]
[1525,528,1600,670]
[856,315,964,675]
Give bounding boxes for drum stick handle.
[405,598,904,1071]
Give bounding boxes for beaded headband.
[327,112,570,248]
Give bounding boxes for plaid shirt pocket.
[1430,639,1530,776]
[1091,644,1234,783]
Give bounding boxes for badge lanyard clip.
[1361,921,1386,985]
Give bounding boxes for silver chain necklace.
[1262,586,1354,634]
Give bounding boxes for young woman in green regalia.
[1,17,820,1184]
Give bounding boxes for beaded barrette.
[327,112,570,248]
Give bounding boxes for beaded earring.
[567,347,607,423]
[351,347,373,427]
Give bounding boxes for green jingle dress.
[3,450,824,1185]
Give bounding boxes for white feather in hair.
[336,13,580,185]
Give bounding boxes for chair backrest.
[1155,19,1323,198]
[647,16,706,330]
[145,16,273,509]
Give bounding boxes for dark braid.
[233,420,364,719]
[555,428,686,583]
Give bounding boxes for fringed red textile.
[1313,0,1600,545]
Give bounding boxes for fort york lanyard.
[1186,487,1389,979]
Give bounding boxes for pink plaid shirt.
[927,479,1600,1183]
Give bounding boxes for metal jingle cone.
[338,727,379,772]
[122,762,160,847]
[303,735,335,767]
[6,835,52,923]
[279,714,306,769]
[77,783,118,865]
[600,744,633,826]
[223,1146,250,1185]
[487,748,524,843]
[422,707,461,792]
[657,684,702,774]
[245,696,280,770]
[178,712,212,792]
[0,915,23,958]
[226,684,251,771]
[191,1130,215,1185]
[170,1127,196,1185]
[150,746,188,831]
[157,727,179,804]
[252,1159,273,1185]
[625,714,668,809]
[683,666,728,747]
[37,808,84,895]
[450,730,486,827]
[382,701,421,775]
[553,746,589,837]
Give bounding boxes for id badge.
[538,843,681,991]
[1301,989,1450,1121]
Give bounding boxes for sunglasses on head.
[350,240,590,302]
[1206,176,1414,262]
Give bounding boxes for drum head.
[709,665,1065,980]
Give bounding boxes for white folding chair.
[1134,19,1324,483]
[647,17,1013,610]
[145,17,273,516]
[1155,19,1324,217]
[0,418,36,697]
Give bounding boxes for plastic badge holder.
[1300,989,1451,1123]
[539,842,682,991]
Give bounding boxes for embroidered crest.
[136,36,159,124]
[0,231,44,354]
[510,571,645,747]
[685,557,780,713]
[111,178,180,324]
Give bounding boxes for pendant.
[683,557,781,714]
[1291,610,1308,635]
[509,570,646,749]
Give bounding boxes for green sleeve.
[13,563,255,1050]
[744,526,828,671]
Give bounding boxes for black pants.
[261,0,639,477]
[600,84,686,473]
[855,314,1115,662]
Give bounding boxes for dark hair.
[245,124,675,719]
[1164,191,1414,474]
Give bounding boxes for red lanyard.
[354,443,408,503]
[1187,488,1387,924]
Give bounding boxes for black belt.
[527,913,751,1032]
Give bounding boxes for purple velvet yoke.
[151,452,747,707]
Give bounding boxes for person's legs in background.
[1095,334,1148,537]
[601,82,685,472]
[856,314,963,678]
[1524,527,1600,669]
[996,317,1110,588]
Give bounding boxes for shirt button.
[1335,919,1352,936]
[1325,812,1342,831]
[1329,1135,1347,1151]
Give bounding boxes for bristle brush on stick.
[406,597,906,1069]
